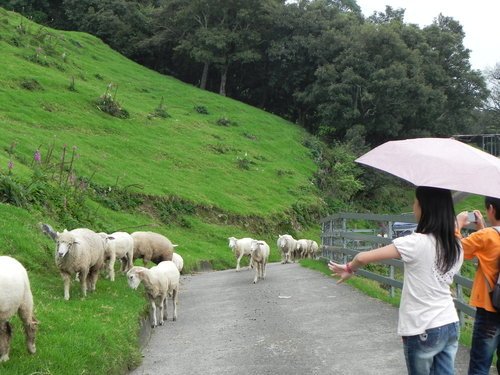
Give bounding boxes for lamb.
[126,261,180,327]
[131,231,175,266]
[171,252,184,274]
[41,224,105,300]
[250,240,270,284]
[277,234,297,264]
[228,237,254,271]
[99,231,134,281]
[0,256,37,362]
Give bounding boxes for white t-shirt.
[393,232,463,336]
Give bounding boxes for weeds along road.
[129,262,475,375]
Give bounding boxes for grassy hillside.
[0,8,325,374]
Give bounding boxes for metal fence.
[320,212,476,323]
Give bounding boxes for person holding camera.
[330,186,463,374]
[456,196,500,375]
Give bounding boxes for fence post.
[342,217,347,264]
[387,221,395,298]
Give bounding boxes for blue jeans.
[468,307,500,375]
[402,321,460,375]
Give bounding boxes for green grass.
[0,8,320,216]
[0,9,325,374]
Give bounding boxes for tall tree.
[151,0,273,95]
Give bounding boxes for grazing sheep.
[131,231,175,266]
[228,237,254,271]
[250,240,270,284]
[171,253,184,274]
[0,256,37,362]
[127,261,180,327]
[41,224,105,300]
[99,232,134,281]
[277,234,297,264]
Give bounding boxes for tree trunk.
[219,65,228,96]
[200,62,209,90]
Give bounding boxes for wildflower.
[8,160,13,171]
[34,149,41,163]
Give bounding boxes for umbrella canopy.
[356,137,500,198]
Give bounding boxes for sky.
[355,0,500,72]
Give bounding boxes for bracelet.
[345,262,354,274]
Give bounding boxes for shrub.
[216,117,236,126]
[194,105,209,114]
[68,76,76,92]
[149,97,170,119]
[95,83,129,119]
[20,78,43,91]
[236,153,255,170]
[208,143,234,154]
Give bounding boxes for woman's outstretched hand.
[328,261,353,284]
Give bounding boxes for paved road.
[129,262,482,375]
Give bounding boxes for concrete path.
[129,262,481,375]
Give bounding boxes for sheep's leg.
[163,297,168,322]
[236,252,243,271]
[150,300,157,328]
[172,288,178,321]
[253,263,259,284]
[0,321,12,362]
[158,297,165,326]
[61,272,71,300]
[248,255,253,269]
[18,305,37,354]
[79,269,89,297]
[108,253,116,281]
[87,266,99,292]
[262,261,267,279]
[126,251,133,272]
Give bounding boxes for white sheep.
[296,239,310,259]
[127,261,180,327]
[41,224,105,300]
[296,239,319,259]
[171,252,184,274]
[0,256,37,362]
[228,237,254,271]
[250,240,270,284]
[131,231,175,266]
[309,240,319,259]
[277,234,297,264]
[99,231,134,281]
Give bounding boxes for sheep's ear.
[172,244,178,248]
[63,229,67,233]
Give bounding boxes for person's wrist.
[345,262,355,274]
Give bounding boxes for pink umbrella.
[356,137,500,198]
